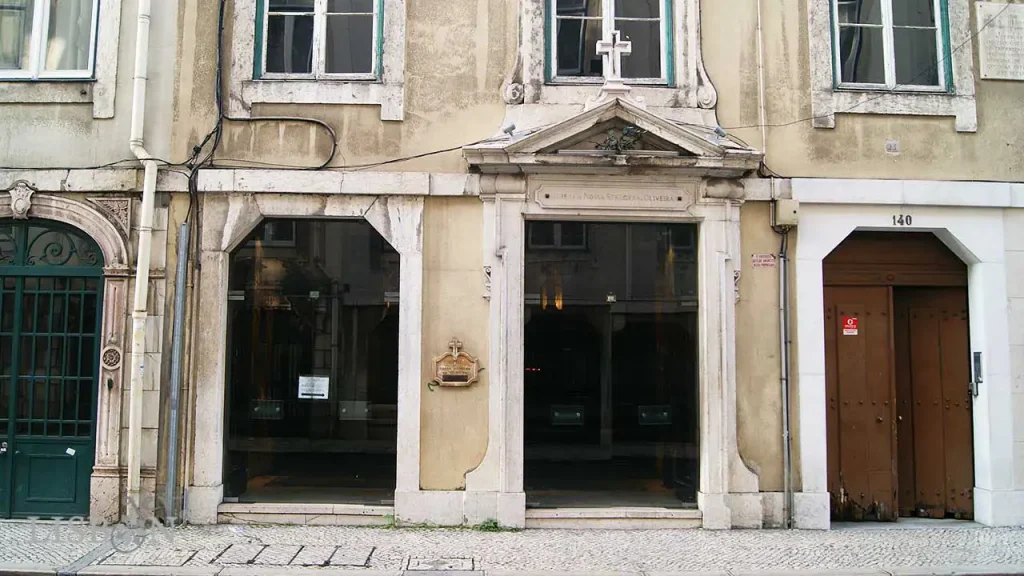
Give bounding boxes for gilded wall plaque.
[429,338,481,389]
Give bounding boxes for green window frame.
[545,0,675,86]
[830,0,954,92]
[253,0,385,81]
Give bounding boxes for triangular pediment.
[505,98,727,158]
[464,97,763,176]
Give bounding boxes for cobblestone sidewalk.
[0,520,1023,575]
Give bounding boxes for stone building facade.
[1,0,1022,530]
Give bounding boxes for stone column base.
[975,488,1024,526]
[793,492,830,529]
[394,490,526,528]
[185,485,223,525]
[90,468,122,524]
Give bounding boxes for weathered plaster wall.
[736,202,784,491]
[703,0,1024,182]
[174,0,512,173]
[0,0,179,167]
[419,197,490,490]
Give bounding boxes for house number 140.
[892,214,913,226]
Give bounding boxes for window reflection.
[224,219,400,504]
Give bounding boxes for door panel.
[0,220,104,519]
[894,288,973,520]
[825,286,897,521]
[908,307,945,518]
[894,301,915,517]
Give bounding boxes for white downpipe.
[127,0,157,515]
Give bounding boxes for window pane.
[561,223,586,248]
[614,0,659,19]
[894,27,940,85]
[266,14,314,74]
[44,0,95,71]
[328,0,373,13]
[556,17,603,76]
[529,222,556,247]
[618,19,661,78]
[838,25,886,84]
[836,0,882,25]
[892,0,936,27]
[269,0,314,12]
[557,0,601,17]
[0,0,34,71]
[325,14,373,74]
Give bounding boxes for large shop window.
[0,0,98,79]
[224,219,400,505]
[523,222,699,508]
[833,0,952,90]
[549,0,671,84]
[258,0,381,79]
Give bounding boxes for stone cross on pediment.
[586,29,643,110]
[596,30,631,84]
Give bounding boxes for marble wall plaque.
[977,2,1024,81]
[535,182,698,211]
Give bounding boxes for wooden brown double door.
[824,232,974,521]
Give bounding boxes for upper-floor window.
[833,0,951,90]
[548,0,672,84]
[258,0,380,80]
[0,0,97,79]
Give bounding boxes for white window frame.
[549,0,668,85]
[260,0,379,81]
[0,0,99,80]
[832,0,948,92]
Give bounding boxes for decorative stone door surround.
[1,189,132,524]
[184,192,424,524]
[792,179,1024,528]
[463,174,762,529]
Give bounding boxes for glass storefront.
[223,219,400,504]
[524,221,699,508]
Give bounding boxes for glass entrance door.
[523,221,699,508]
[0,220,103,519]
[224,219,400,505]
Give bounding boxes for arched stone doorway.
[0,188,131,522]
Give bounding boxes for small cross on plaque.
[448,338,463,356]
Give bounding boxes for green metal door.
[0,220,104,519]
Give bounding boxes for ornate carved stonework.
[503,82,525,106]
[88,197,133,239]
[7,180,36,219]
[101,345,123,371]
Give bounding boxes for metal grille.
[0,221,103,441]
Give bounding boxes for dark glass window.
[224,219,400,504]
[553,0,664,80]
[264,0,376,77]
[524,222,699,507]
[835,0,944,88]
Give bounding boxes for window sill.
[238,78,404,121]
[811,87,977,133]
[0,80,94,104]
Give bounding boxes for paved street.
[0,520,1022,575]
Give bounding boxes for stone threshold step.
[217,502,393,526]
